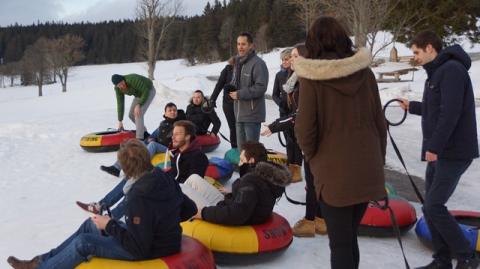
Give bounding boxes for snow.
[1,42,480,269]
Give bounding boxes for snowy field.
[1,41,480,268]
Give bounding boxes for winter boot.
[100,165,120,177]
[7,256,40,269]
[292,218,315,237]
[415,260,453,269]
[456,254,480,269]
[76,201,101,215]
[288,164,302,183]
[314,217,327,235]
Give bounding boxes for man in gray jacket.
[228,32,269,148]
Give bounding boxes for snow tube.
[75,236,215,269]
[358,195,417,237]
[224,148,288,166]
[196,134,220,153]
[205,157,235,183]
[181,212,292,265]
[415,210,480,252]
[80,130,135,153]
[385,182,397,196]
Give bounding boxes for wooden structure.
[377,67,418,83]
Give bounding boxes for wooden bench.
[377,67,418,83]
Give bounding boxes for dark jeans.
[423,159,474,264]
[304,161,322,220]
[37,219,134,269]
[321,201,368,269]
[223,102,237,148]
[285,129,303,165]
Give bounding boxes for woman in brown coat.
[293,17,387,269]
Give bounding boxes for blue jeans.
[423,159,473,264]
[235,122,261,149]
[112,141,166,171]
[37,219,134,269]
[99,179,127,220]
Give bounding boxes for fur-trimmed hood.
[293,47,372,81]
[251,161,291,187]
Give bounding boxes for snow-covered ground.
[1,43,479,268]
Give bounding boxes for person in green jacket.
[112,74,156,140]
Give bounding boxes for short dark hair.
[164,102,177,112]
[173,120,196,138]
[193,90,204,97]
[293,43,308,57]
[241,141,268,163]
[238,32,254,44]
[306,16,354,59]
[409,31,443,52]
[118,139,153,179]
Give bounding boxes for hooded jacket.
[150,110,186,146]
[293,48,387,207]
[105,167,197,259]
[186,99,221,135]
[167,138,209,183]
[408,45,478,160]
[201,162,291,225]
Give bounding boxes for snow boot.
[289,164,302,183]
[292,218,315,237]
[415,260,453,269]
[76,201,101,215]
[314,217,327,235]
[7,256,40,269]
[100,165,120,177]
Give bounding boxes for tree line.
[0,0,478,93]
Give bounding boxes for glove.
[224,84,237,93]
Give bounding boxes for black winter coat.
[272,68,290,116]
[105,167,197,259]
[167,138,209,183]
[151,110,186,146]
[210,65,234,105]
[186,102,221,135]
[409,45,478,160]
[201,162,291,226]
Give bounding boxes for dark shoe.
[7,256,40,269]
[143,131,150,140]
[76,201,101,214]
[100,165,120,177]
[415,260,453,269]
[456,255,480,269]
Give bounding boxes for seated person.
[100,102,185,177]
[186,141,291,226]
[186,90,221,136]
[7,139,197,269]
[77,120,208,219]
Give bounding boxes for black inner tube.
[383,98,408,127]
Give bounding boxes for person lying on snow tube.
[99,102,186,177]
[182,141,291,226]
[186,90,221,138]
[78,120,208,219]
[7,139,197,269]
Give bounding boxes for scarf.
[283,72,298,94]
[231,49,256,89]
[122,177,139,194]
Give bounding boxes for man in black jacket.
[400,31,479,269]
[186,90,221,136]
[191,141,291,226]
[8,139,197,269]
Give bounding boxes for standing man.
[228,32,269,148]
[400,31,479,269]
[112,73,156,140]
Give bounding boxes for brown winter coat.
[293,48,387,207]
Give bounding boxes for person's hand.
[118,121,124,131]
[192,207,203,219]
[398,98,409,111]
[425,151,438,162]
[210,132,217,137]
[261,126,272,137]
[91,214,111,230]
[229,91,238,100]
[218,186,230,194]
[134,104,141,118]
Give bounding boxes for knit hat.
[111,74,124,85]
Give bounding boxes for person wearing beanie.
[111,73,156,140]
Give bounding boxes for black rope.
[383,99,425,204]
[278,132,287,148]
[218,131,231,143]
[284,189,307,205]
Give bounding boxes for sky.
[0,0,214,27]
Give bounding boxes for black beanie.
[111,74,124,85]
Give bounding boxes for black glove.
[224,84,237,93]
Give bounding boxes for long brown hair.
[306,16,354,59]
[118,139,153,179]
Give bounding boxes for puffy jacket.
[150,110,186,146]
[408,45,478,160]
[105,167,197,259]
[201,162,290,225]
[186,101,221,135]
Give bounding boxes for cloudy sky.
[0,0,214,27]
